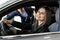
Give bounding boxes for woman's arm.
[6,10,17,20]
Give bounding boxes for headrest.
[55,8,59,23]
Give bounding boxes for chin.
[38,19,44,21]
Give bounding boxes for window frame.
[0,0,60,37]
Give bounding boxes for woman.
[2,6,52,34]
[32,6,52,33]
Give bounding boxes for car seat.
[48,8,59,32]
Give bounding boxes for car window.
[0,1,59,36]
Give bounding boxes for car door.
[0,0,60,40]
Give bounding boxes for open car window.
[0,0,60,39]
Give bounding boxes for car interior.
[0,0,59,36]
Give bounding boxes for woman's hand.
[2,19,12,24]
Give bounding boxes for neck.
[38,20,44,26]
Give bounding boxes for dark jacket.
[11,16,49,34]
[6,7,34,23]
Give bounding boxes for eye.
[41,13,45,15]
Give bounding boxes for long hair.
[33,6,52,32]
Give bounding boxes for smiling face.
[35,8,46,21]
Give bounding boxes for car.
[0,0,60,40]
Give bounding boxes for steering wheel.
[0,21,22,35]
[0,22,8,35]
[0,22,17,35]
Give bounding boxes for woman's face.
[35,8,46,21]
